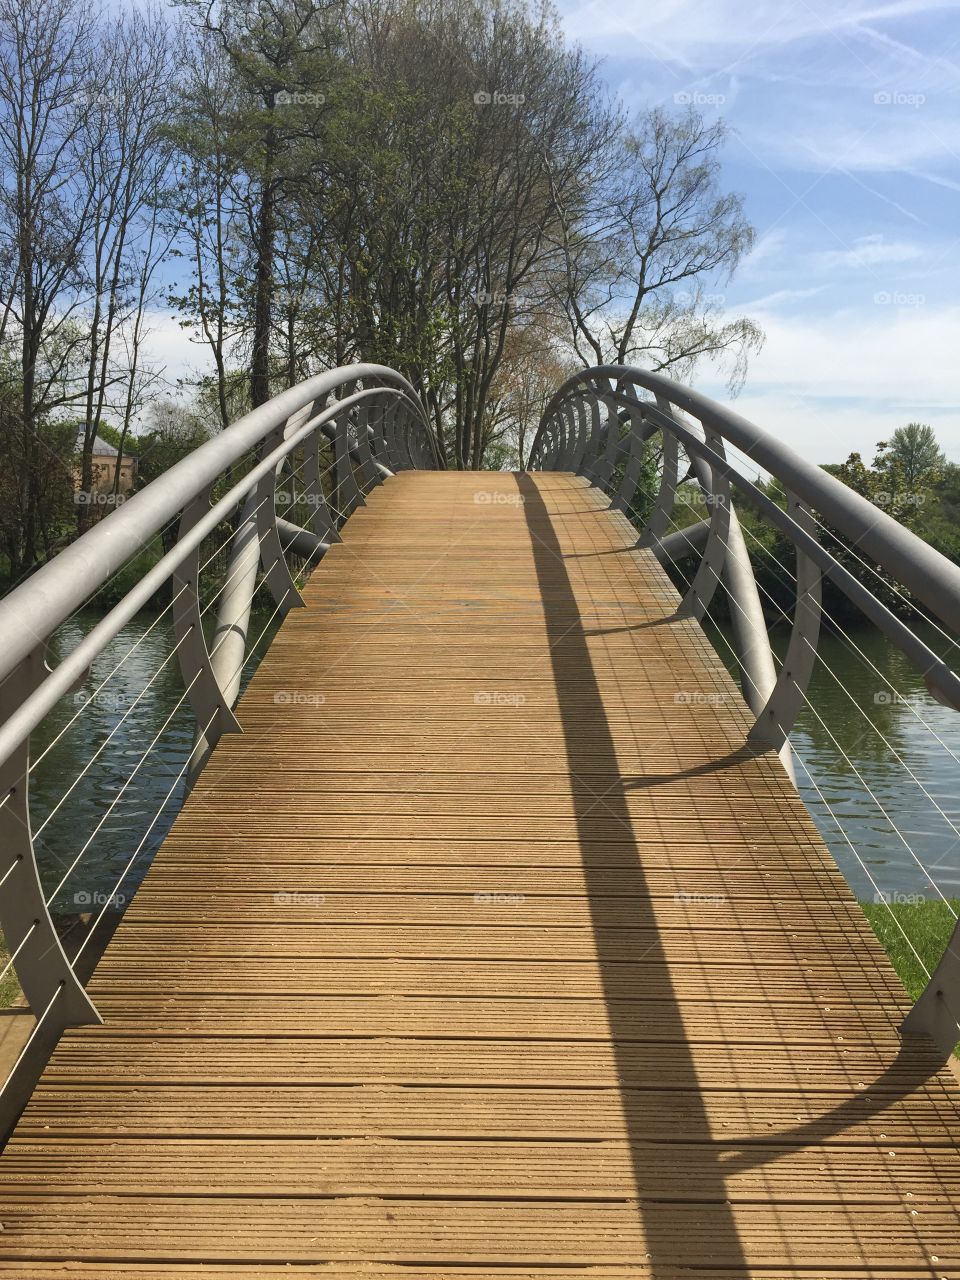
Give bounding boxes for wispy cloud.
[740,286,829,308]
[818,234,923,267]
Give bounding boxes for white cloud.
[139,311,215,392]
[817,233,923,267]
[739,286,828,308]
[697,300,960,462]
[739,227,790,273]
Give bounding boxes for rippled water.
[26,608,960,909]
[703,617,960,901]
[790,623,960,900]
[31,608,278,913]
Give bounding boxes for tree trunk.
[250,168,278,409]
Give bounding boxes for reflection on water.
[790,622,960,900]
[31,608,278,912]
[27,609,960,908]
[707,618,960,900]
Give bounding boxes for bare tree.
[168,26,249,430]
[547,107,762,389]
[0,0,98,575]
[77,5,174,527]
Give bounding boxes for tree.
[77,5,174,526]
[174,0,341,408]
[888,422,945,492]
[823,440,939,617]
[0,0,175,573]
[135,398,211,486]
[547,107,761,390]
[0,0,97,577]
[167,25,250,429]
[481,312,574,468]
[0,360,75,587]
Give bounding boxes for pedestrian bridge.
[0,364,958,1275]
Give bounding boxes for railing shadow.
[516,471,750,1272]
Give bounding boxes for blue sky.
[554,0,960,464]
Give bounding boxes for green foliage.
[860,897,960,1005]
[814,432,951,620]
[919,463,960,562]
[135,401,212,486]
[94,535,169,610]
[0,932,22,1008]
[0,371,77,588]
[889,422,945,490]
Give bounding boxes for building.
[74,431,137,505]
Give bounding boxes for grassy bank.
[0,935,21,1008]
[859,897,959,1001]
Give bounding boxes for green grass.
[0,933,22,1009]
[859,897,960,1001]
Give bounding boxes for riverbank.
[859,896,959,1001]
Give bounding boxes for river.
[28,609,960,910]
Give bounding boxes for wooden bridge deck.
[0,470,957,1276]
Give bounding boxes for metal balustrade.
[0,364,439,1124]
[1,353,959,1149]
[528,364,960,1059]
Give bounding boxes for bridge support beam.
[902,923,960,1059]
[0,648,101,1136]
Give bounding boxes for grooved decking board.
[0,470,957,1277]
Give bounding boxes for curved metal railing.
[0,364,439,1123]
[529,364,960,1059]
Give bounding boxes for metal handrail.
[0,363,438,1129]
[533,365,960,635]
[529,362,960,1060]
[0,365,435,686]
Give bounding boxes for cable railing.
[2,353,958,1141]
[0,363,439,1127]
[528,364,960,1061]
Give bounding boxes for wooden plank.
[0,1197,958,1267]
[0,470,957,1276]
[18,1083,960,1146]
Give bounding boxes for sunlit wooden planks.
[0,470,957,1277]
